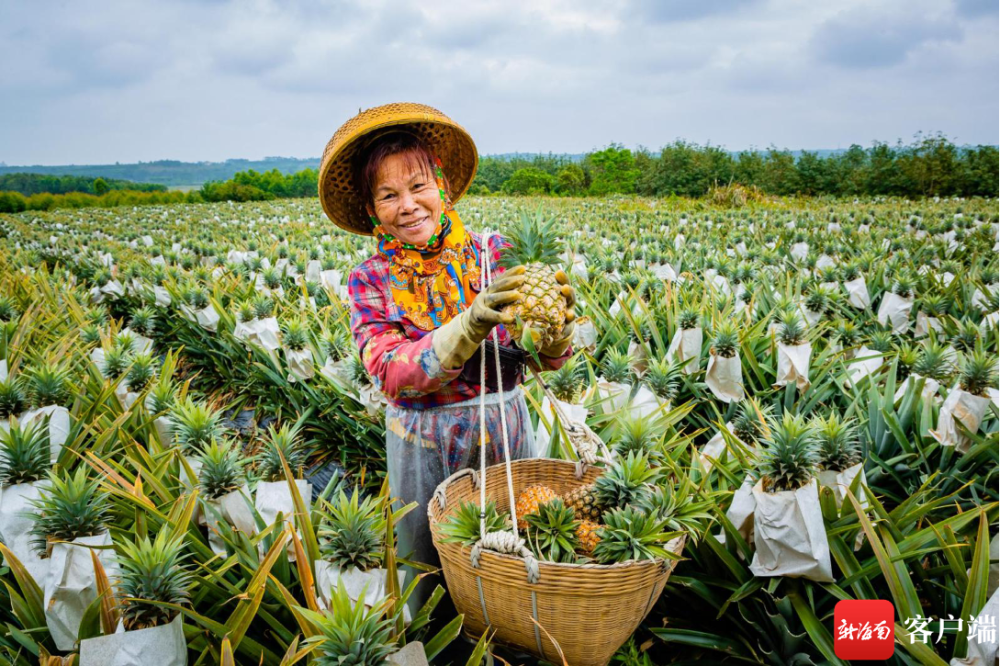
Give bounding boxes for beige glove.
[432,266,526,370]
[539,270,577,358]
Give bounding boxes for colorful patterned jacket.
[348,232,571,410]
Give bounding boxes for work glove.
[538,270,577,358]
[432,266,526,370]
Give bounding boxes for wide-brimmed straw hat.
[318,102,478,236]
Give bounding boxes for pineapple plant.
[958,351,997,397]
[710,320,739,358]
[30,467,110,555]
[236,299,257,323]
[524,498,581,563]
[146,379,177,415]
[256,422,307,481]
[643,357,681,403]
[778,309,806,346]
[515,484,558,529]
[26,362,71,408]
[732,397,773,445]
[168,397,225,456]
[439,499,509,546]
[196,439,246,500]
[0,420,49,485]
[913,340,955,382]
[253,295,275,319]
[600,348,633,384]
[282,318,309,351]
[756,412,820,493]
[548,356,585,403]
[951,319,980,353]
[892,274,916,299]
[636,481,715,544]
[126,352,157,391]
[498,209,572,350]
[306,581,397,666]
[594,450,660,511]
[117,531,192,630]
[0,296,18,322]
[0,377,27,420]
[612,413,664,460]
[102,344,133,378]
[80,324,102,345]
[593,506,675,564]
[318,488,385,571]
[563,482,603,522]
[811,413,861,472]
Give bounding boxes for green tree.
[92,177,109,196]
[501,167,555,195]
[555,164,586,195]
[585,144,639,195]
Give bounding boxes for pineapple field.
[0,194,997,665]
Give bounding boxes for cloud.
[954,0,997,17]
[811,6,963,69]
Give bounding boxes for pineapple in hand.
[499,209,575,355]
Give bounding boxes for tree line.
[0,189,195,213]
[0,173,168,196]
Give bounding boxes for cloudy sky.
[1,0,996,165]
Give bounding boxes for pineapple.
[515,484,558,530]
[499,210,571,350]
[126,353,157,391]
[951,319,980,353]
[80,324,102,345]
[958,351,997,397]
[26,362,71,408]
[563,483,602,522]
[30,468,109,555]
[601,348,633,384]
[756,413,820,493]
[612,413,664,460]
[524,498,580,563]
[282,319,309,351]
[196,439,246,500]
[102,345,133,378]
[548,356,585,403]
[0,377,27,419]
[593,506,673,564]
[778,309,806,346]
[168,397,225,456]
[439,499,509,546]
[594,451,660,510]
[643,357,681,403]
[811,413,861,472]
[257,422,308,481]
[710,321,739,358]
[118,532,192,630]
[318,487,385,571]
[307,582,397,665]
[731,397,773,445]
[0,419,50,485]
[913,340,955,382]
[677,307,700,331]
[576,519,601,555]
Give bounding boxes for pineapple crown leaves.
[253,295,275,319]
[601,348,634,384]
[643,357,682,402]
[0,377,27,419]
[524,498,581,564]
[321,329,351,363]
[256,421,308,481]
[677,307,701,331]
[126,353,157,391]
[167,397,225,456]
[26,362,72,408]
[634,481,716,545]
[102,344,134,378]
[892,274,917,298]
[318,487,386,571]
[777,309,806,346]
[129,306,158,337]
[594,450,661,510]
[498,209,563,269]
[710,320,740,358]
[236,300,257,323]
[756,412,821,493]
[281,318,309,351]
[547,356,587,403]
[305,578,398,666]
[592,506,679,565]
[810,413,862,472]
[732,397,774,445]
[612,413,665,460]
[117,531,192,630]
[196,438,247,500]
[959,350,998,397]
[439,499,509,547]
[0,296,19,322]
[29,467,110,555]
[0,418,50,485]
[146,379,177,415]
[913,340,956,382]
[951,318,981,353]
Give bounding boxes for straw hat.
[318,102,478,236]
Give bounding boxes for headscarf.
[372,156,482,331]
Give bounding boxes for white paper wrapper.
[915,312,943,337]
[153,286,171,307]
[667,327,702,375]
[985,311,999,331]
[314,562,408,615]
[790,242,809,261]
[894,373,941,403]
[628,384,663,419]
[181,304,220,333]
[320,357,351,387]
[698,422,737,473]
[817,463,868,510]
[723,475,756,545]
[876,292,913,334]
[749,479,833,582]
[845,347,883,386]
[844,277,870,310]
[572,318,597,353]
[534,396,588,457]
[775,342,812,392]
[285,348,315,383]
[79,615,186,666]
[816,254,835,270]
[950,588,1000,666]
[200,485,256,555]
[569,256,589,282]
[100,280,125,300]
[930,388,991,453]
[0,359,6,382]
[45,531,121,651]
[595,380,630,414]
[20,404,70,463]
[305,260,322,283]
[705,352,744,403]
[652,262,677,281]
[627,339,649,375]
[320,269,343,290]
[255,479,313,562]
[0,482,51,588]
[387,641,428,666]
[358,385,389,417]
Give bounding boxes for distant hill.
[0,148,897,189]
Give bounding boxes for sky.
[1,0,997,165]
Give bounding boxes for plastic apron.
[386,387,534,609]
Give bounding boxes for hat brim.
[318,103,478,236]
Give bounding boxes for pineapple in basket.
[515,484,558,530]
[499,209,572,351]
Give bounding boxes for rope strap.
[471,531,540,584]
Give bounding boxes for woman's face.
[368,152,443,246]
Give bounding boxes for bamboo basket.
[428,458,686,666]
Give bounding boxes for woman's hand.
[432,266,526,370]
[538,269,576,358]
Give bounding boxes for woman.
[318,103,575,602]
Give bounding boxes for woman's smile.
[368,152,444,246]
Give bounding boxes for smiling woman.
[317,103,576,610]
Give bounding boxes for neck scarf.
[373,157,481,331]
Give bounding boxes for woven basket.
[428,458,685,666]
